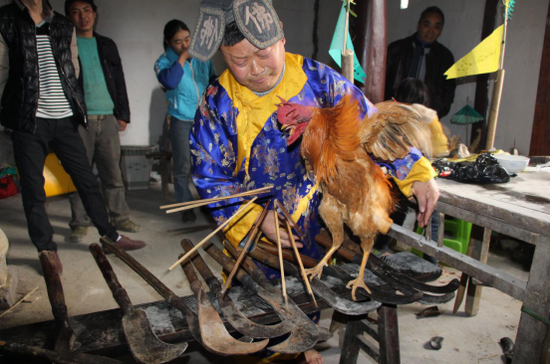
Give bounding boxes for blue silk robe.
[190,53,430,278]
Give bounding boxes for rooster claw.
[346,277,372,301]
[305,264,326,282]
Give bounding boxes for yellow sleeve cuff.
[392,157,436,197]
[223,203,264,249]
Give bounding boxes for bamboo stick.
[274,200,304,240]
[273,200,287,305]
[284,219,317,307]
[0,287,38,319]
[168,197,258,271]
[220,200,271,298]
[165,191,263,214]
[160,185,272,210]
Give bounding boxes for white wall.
[3,0,547,155]
[388,0,548,155]
[41,0,340,147]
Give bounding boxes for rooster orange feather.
[276,95,431,300]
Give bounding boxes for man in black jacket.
[65,0,140,242]
[0,0,145,274]
[385,6,456,118]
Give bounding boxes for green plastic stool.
[414,217,473,255]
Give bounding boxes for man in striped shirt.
[65,0,140,243]
[0,0,146,275]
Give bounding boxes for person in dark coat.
[385,6,456,118]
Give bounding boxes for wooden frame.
[389,175,550,364]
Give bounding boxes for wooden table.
[387,167,550,364]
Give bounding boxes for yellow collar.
[219,53,307,177]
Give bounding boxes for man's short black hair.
[419,6,445,25]
[64,0,97,16]
[221,22,245,47]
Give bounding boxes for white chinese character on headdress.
[200,16,219,49]
[245,2,274,34]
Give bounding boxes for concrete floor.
[0,182,529,363]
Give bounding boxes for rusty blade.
[99,237,202,345]
[220,199,271,298]
[179,254,268,355]
[181,239,295,339]
[90,244,188,364]
[205,243,320,354]
[39,252,122,364]
[247,246,382,316]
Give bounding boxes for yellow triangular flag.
[444,25,504,80]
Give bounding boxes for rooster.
[276,95,431,300]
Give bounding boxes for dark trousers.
[12,117,118,252]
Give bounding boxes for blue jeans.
[169,117,194,204]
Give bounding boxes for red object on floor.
[0,175,17,199]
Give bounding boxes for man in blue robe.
[188,2,439,362]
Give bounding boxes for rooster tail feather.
[362,101,433,161]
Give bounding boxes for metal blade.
[122,310,188,364]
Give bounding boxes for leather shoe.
[114,235,146,251]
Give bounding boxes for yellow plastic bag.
[43,153,76,197]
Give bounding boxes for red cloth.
[0,175,17,199]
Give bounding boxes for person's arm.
[106,40,131,128]
[376,148,438,227]
[190,89,266,248]
[70,29,79,79]
[0,33,9,103]
[154,55,184,90]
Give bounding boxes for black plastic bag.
[432,153,510,184]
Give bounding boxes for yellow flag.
[444,25,504,80]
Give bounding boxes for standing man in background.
[385,6,456,118]
[65,0,140,242]
[0,0,145,275]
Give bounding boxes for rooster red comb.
[276,96,314,145]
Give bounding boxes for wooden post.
[484,1,510,150]
[471,0,499,152]
[341,50,355,83]
[529,0,550,156]
[465,228,492,316]
[378,305,400,364]
[354,0,387,103]
[341,0,355,83]
[485,69,505,150]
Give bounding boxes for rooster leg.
[305,244,342,281]
[346,237,374,301]
[305,196,344,281]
